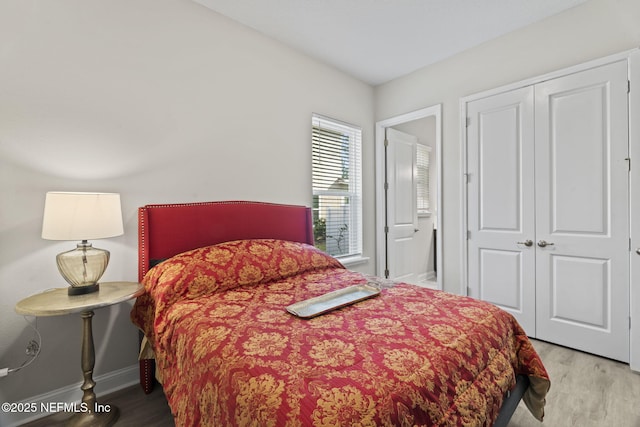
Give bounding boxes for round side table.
[15,281,143,427]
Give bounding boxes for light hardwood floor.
[508,340,640,427]
[22,339,640,426]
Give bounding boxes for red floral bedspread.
[131,239,549,427]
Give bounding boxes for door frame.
[460,48,640,370]
[375,104,443,290]
[629,49,640,372]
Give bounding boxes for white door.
[466,60,630,362]
[466,87,537,334]
[386,128,419,283]
[535,60,630,362]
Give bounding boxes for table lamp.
[41,192,124,296]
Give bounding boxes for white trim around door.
[628,49,640,372]
[375,104,443,290]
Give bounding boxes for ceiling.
[193,0,589,85]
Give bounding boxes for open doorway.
[375,105,442,290]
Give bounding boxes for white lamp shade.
[42,192,124,241]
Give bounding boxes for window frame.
[416,143,432,217]
[311,114,363,261]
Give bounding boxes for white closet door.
[535,60,629,362]
[467,86,536,334]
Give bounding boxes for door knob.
[537,240,555,247]
[517,240,533,247]
[636,248,640,255]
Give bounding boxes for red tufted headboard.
[138,200,314,282]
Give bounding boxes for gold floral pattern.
[249,242,274,258]
[205,247,234,265]
[235,374,285,427]
[312,386,376,427]
[223,290,253,301]
[131,239,550,427]
[256,309,289,324]
[244,332,288,357]
[193,326,231,362]
[158,263,185,283]
[309,339,356,367]
[430,324,473,357]
[263,293,294,305]
[267,281,295,291]
[364,318,405,336]
[279,256,300,277]
[207,304,244,318]
[383,348,434,387]
[238,264,264,285]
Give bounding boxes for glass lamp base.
[68,283,100,296]
[56,241,110,295]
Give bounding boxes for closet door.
[535,60,629,362]
[467,86,536,334]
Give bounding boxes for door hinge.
[467,230,471,240]
[384,138,389,147]
[384,226,389,234]
[628,80,631,94]
[384,269,390,278]
[384,182,389,191]
[630,316,632,330]
[467,286,472,296]
[466,117,471,127]
[626,157,631,171]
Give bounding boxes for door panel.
[479,106,522,231]
[467,86,536,334]
[386,128,418,283]
[551,255,609,329]
[549,85,608,234]
[479,249,523,310]
[535,60,629,362]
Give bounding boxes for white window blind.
[417,144,431,215]
[312,114,362,258]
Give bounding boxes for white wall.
[0,0,374,417]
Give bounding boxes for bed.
[130,200,549,426]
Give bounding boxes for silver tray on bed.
[286,283,380,318]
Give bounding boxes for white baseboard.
[2,364,139,427]
[416,271,436,283]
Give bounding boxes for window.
[312,114,362,259]
[416,144,431,216]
